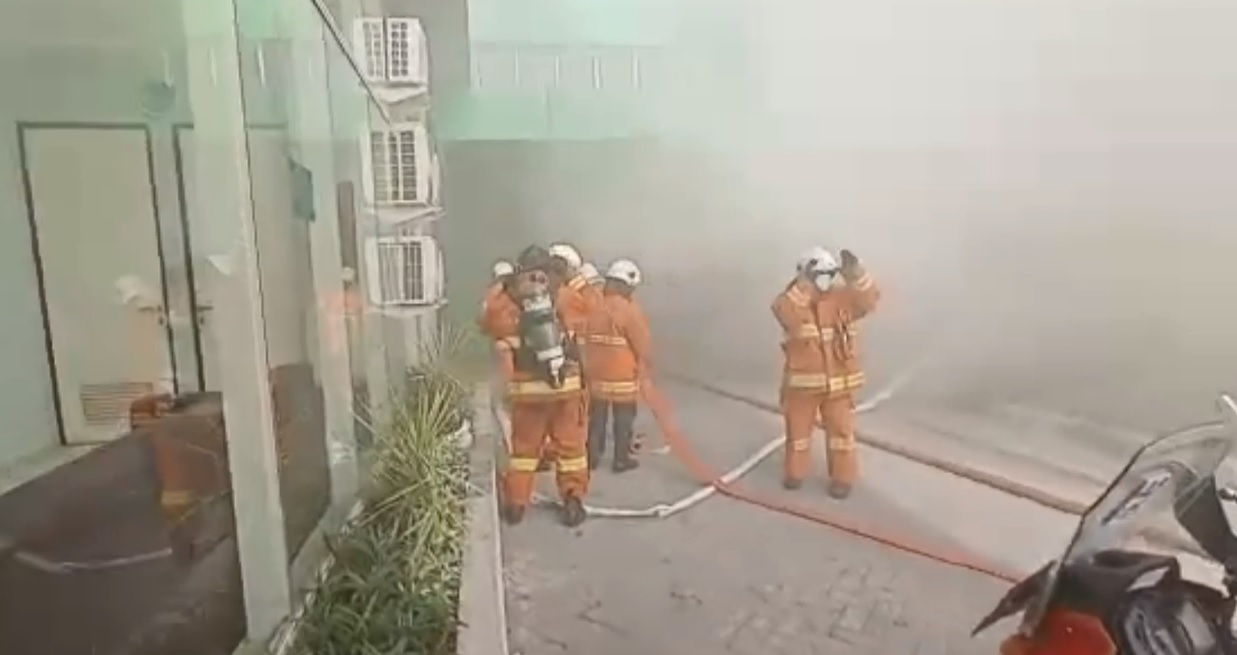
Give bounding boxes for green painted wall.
[437,0,753,142]
[467,0,678,45]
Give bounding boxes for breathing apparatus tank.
[512,246,572,387]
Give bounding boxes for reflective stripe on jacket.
[484,293,585,402]
[477,282,506,338]
[557,275,592,334]
[583,292,652,403]
[771,266,880,397]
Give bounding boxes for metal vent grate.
[81,382,154,427]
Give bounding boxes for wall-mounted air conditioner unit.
[353,17,429,86]
[363,235,442,307]
[428,152,442,207]
[360,124,431,206]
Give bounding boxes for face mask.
[812,271,838,292]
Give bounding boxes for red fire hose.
[636,376,1025,583]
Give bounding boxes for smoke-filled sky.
[493,0,1237,440]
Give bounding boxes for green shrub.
[296,353,470,655]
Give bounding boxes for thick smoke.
[466,0,1237,462]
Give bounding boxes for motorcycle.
[973,394,1237,655]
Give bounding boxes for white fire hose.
[489,359,930,520]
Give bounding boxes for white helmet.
[548,243,583,270]
[796,247,839,276]
[579,262,602,284]
[491,260,515,279]
[605,259,642,287]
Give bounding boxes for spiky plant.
[296,345,470,655]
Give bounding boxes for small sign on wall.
[288,157,315,222]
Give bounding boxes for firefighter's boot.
[560,496,587,527]
[502,504,526,525]
[827,481,853,499]
[611,432,640,474]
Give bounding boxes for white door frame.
[171,122,294,393]
[18,122,181,444]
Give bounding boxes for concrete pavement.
[502,381,1081,654]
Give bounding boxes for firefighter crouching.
[482,245,590,527]
[583,259,650,473]
[772,246,881,499]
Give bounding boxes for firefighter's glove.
[839,249,859,268]
[562,335,581,363]
[839,249,862,280]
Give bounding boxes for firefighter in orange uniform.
[548,243,596,330]
[478,260,515,333]
[479,260,518,397]
[771,246,880,498]
[579,262,603,289]
[583,259,650,472]
[577,261,605,312]
[482,245,590,526]
[531,243,596,471]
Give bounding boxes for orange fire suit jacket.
[771,263,880,397]
[583,292,652,403]
[557,274,600,334]
[477,281,507,338]
[481,287,588,403]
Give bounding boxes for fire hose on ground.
[490,359,1052,583]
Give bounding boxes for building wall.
[381,0,471,112]
[439,140,744,326]
[428,0,752,141]
[0,0,404,652]
[0,40,311,470]
[0,52,161,465]
[351,4,450,358]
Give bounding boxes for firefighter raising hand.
[839,249,859,272]
[771,246,881,500]
[482,245,591,528]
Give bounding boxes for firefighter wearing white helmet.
[583,258,650,472]
[772,245,881,499]
[796,247,840,290]
[605,259,642,287]
[478,260,517,339]
[579,262,603,287]
[537,243,597,474]
[492,259,515,280]
[545,241,594,319]
[548,242,583,273]
[480,244,591,527]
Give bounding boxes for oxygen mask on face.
[812,269,840,292]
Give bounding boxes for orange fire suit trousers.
[505,397,590,508]
[539,435,557,465]
[781,391,858,486]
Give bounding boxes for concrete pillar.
[178,0,292,640]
